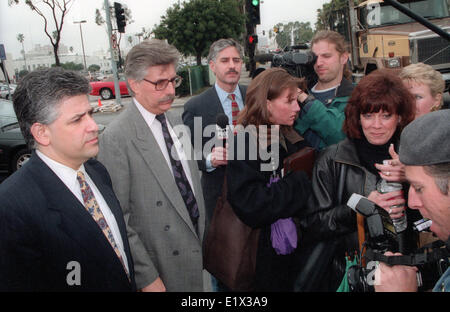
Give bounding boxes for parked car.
[0,99,105,175]
[0,98,31,173]
[0,84,17,100]
[90,80,129,100]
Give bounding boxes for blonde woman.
[399,63,445,119]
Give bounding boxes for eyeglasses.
[142,75,183,91]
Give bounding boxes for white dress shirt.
[134,98,195,194]
[35,150,129,273]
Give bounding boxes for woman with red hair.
[296,70,416,291]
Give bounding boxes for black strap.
[365,240,450,267]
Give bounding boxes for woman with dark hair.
[296,70,416,291]
[226,68,312,291]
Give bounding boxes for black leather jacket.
[298,138,379,290]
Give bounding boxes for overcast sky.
[0,0,329,60]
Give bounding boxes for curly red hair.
[343,69,415,139]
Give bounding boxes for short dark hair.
[343,69,415,139]
[12,67,90,149]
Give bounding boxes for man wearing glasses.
[98,39,209,292]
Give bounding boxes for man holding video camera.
[375,110,450,292]
[294,30,354,150]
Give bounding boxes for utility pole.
[73,20,87,71]
[104,0,122,105]
[348,0,360,71]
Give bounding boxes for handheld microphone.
[216,113,229,141]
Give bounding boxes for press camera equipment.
[254,45,318,86]
[345,193,450,292]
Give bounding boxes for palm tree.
[16,33,27,70]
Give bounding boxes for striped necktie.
[77,171,129,278]
[228,93,240,126]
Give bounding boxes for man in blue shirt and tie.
[183,38,247,223]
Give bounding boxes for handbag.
[203,176,260,291]
[283,146,316,179]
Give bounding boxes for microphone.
[216,113,229,141]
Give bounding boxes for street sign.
[0,44,6,60]
[111,34,118,49]
[112,48,119,62]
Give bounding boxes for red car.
[90,80,129,100]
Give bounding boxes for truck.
[347,0,450,90]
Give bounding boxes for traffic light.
[247,0,260,25]
[114,2,126,33]
[248,34,258,46]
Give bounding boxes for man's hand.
[297,88,309,104]
[210,145,228,168]
[140,277,166,292]
[374,252,418,292]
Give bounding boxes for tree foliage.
[9,0,74,66]
[51,61,83,71]
[273,21,314,49]
[153,0,245,65]
[88,64,101,72]
[315,0,364,32]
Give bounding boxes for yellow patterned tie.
[76,171,129,279]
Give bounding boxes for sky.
[0,0,330,60]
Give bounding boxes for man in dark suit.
[183,38,247,222]
[0,68,135,291]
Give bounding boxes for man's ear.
[128,78,139,96]
[340,51,349,65]
[30,123,50,146]
[209,60,216,75]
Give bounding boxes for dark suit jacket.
[0,153,136,292]
[182,85,247,221]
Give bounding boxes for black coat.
[226,130,311,291]
[296,138,418,291]
[0,153,136,291]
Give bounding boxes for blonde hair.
[399,63,445,108]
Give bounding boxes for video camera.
[346,193,450,292]
[254,45,318,87]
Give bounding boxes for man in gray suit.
[182,38,247,222]
[98,39,209,292]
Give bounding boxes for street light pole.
[74,20,87,71]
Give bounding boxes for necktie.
[155,114,200,232]
[77,171,129,278]
[228,93,240,126]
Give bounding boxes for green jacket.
[294,79,354,150]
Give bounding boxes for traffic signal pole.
[104,0,121,105]
[245,0,260,77]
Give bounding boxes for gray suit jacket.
[97,101,207,291]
